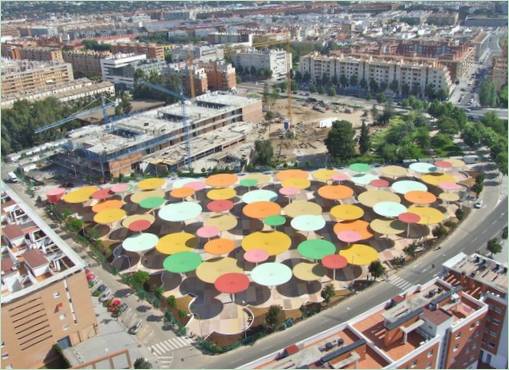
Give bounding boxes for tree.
[390,79,399,93]
[119,91,132,115]
[164,50,173,63]
[317,85,325,95]
[425,84,435,99]
[350,74,358,87]
[253,140,273,166]
[82,39,112,52]
[360,78,367,90]
[325,120,355,162]
[437,116,459,135]
[432,224,447,238]
[368,261,385,280]
[455,207,465,221]
[403,242,418,258]
[479,79,498,107]
[328,86,336,96]
[369,79,378,92]
[167,295,177,309]
[134,358,152,369]
[371,104,379,123]
[339,74,348,87]
[321,284,335,304]
[380,99,394,125]
[359,121,370,154]
[132,271,150,287]
[487,238,502,256]
[265,305,284,331]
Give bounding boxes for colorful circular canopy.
[333,220,373,240]
[251,262,292,287]
[434,160,453,168]
[332,173,350,182]
[398,212,421,224]
[111,183,129,193]
[139,197,165,209]
[215,273,250,294]
[279,187,300,197]
[196,257,242,284]
[447,158,465,168]
[358,190,400,207]
[241,231,291,256]
[313,169,338,182]
[128,219,151,232]
[158,202,202,222]
[349,163,371,173]
[298,239,336,260]
[370,179,390,188]
[373,201,407,218]
[131,190,165,204]
[63,186,99,203]
[439,192,460,202]
[122,214,154,229]
[122,233,158,253]
[172,178,196,189]
[370,219,405,235]
[322,254,347,270]
[284,200,322,218]
[241,189,277,203]
[243,201,281,219]
[281,178,311,190]
[204,214,238,231]
[276,169,308,181]
[184,181,206,191]
[239,178,258,188]
[163,252,202,274]
[409,162,437,174]
[291,215,326,232]
[206,173,238,188]
[92,199,124,213]
[391,180,427,194]
[264,214,286,227]
[340,244,379,265]
[244,249,269,264]
[243,173,271,186]
[204,238,236,255]
[351,173,379,186]
[170,187,195,199]
[197,226,220,239]
[156,232,197,254]
[293,262,324,281]
[439,182,462,191]
[92,188,111,200]
[138,178,165,190]
[318,185,353,201]
[407,206,444,225]
[330,204,364,221]
[421,174,457,186]
[404,191,437,205]
[207,188,237,200]
[381,165,407,178]
[93,208,126,224]
[337,230,362,244]
[207,200,234,213]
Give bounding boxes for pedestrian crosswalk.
[387,275,413,291]
[148,337,193,356]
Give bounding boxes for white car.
[474,200,483,209]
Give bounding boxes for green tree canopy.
[253,140,274,166]
[368,260,385,280]
[325,120,355,162]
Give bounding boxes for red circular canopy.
[434,160,452,168]
[92,188,111,200]
[207,200,234,213]
[370,179,390,188]
[398,212,421,224]
[128,219,152,232]
[322,255,347,269]
[214,273,250,294]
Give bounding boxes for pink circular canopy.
[398,212,421,224]
[214,273,250,294]
[184,181,206,191]
[128,219,152,232]
[279,187,300,196]
[244,248,269,263]
[332,173,349,182]
[322,254,348,269]
[439,182,462,191]
[434,160,453,168]
[92,188,111,200]
[197,226,220,238]
[47,187,65,196]
[337,230,362,243]
[370,179,390,188]
[207,199,234,213]
[111,183,129,193]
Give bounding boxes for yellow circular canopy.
[421,174,457,186]
[281,178,311,190]
[408,206,445,225]
[206,173,238,188]
[122,214,155,228]
[241,231,291,256]
[131,190,165,204]
[138,177,165,190]
[62,186,99,203]
[170,187,195,199]
[284,200,322,218]
[313,169,338,182]
[339,244,379,265]
[330,204,364,221]
[381,165,407,178]
[276,169,308,181]
[195,257,242,284]
[439,192,460,202]
[93,208,126,224]
[92,199,124,213]
[156,232,198,254]
[357,190,400,207]
[334,220,373,240]
[204,214,238,231]
[447,158,466,168]
[293,262,325,281]
[318,185,354,200]
[243,201,281,219]
[243,173,271,186]
[207,188,237,200]
[369,219,405,235]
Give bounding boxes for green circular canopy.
[251,262,292,287]
[139,197,165,209]
[298,239,336,260]
[264,215,286,227]
[349,163,371,173]
[163,252,202,273]
[240,178,258,187]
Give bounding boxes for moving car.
[129,320,143,335]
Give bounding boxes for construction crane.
[187,50,196,99]
[34,96,118,134]
[138,80,192,170]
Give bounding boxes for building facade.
[62,49,112,78]
[100,53,147,88]
[1,184,97,369]
[18,47,64,62]
[110,42,164,60]
[233,48,292,81]
[202,60,236,91]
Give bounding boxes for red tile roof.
[2,224,24,240]
[23,249,48,268]
[1,256,15,274]
[422,307,451,325]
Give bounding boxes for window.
[489,330,497,337]
[456,332,462,340]
[453,344,459,352]
[427,350,433,358]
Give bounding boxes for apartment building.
[442,253,508,369]
[62,49,112,78]
[233,48,292,81]
[1,184,97,369]
[202,60,236,91]
[100,53,147,88]
[110,42,165,60]
[245,275,488,369]
[299,52,452,96]
[172,45,225,63]
[1,59,74,97]
[492,55,508,90]
[181,67,208,96]
[207,32,253,46]
[18,47,64,63]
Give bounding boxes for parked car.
[129,320,143,335]
[474,200,483,209]
[112,303,129,317]
[99,291,112,303]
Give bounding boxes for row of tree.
[235,65,273,81]
[479,79,507,108]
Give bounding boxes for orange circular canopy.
[404,191,437,205]
[170,187,195,199]
[333,220,373,240]
[276,169,308,181]
[92,199,124,213]
[204,238,236,255]
[243,201,281,219]
[318,185,354,200]
[206,173,238,188]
